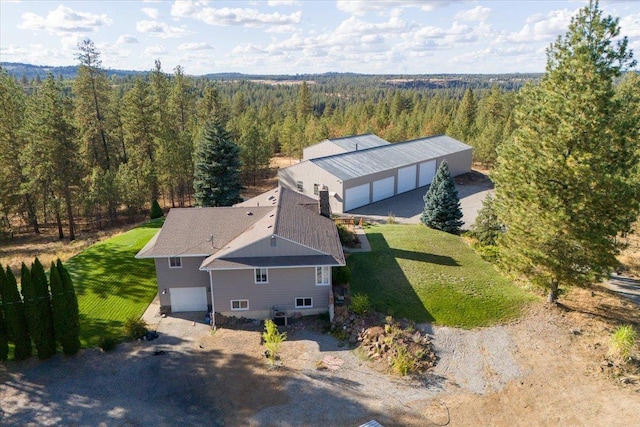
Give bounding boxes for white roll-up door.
[418,160,437,187]
[170,287,208,312]
[372,177,395,202]
[344,183,370,211]
[397,165,417,194]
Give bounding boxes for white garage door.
[344,183,370,211]
[397,165,417,194]
[372,176,395,203]
[170,287,208,312]
[419,160,437,187]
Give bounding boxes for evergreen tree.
[0,266,10,360]
[493,0,639,303]
[31,258,56,358]
[49,261,66,353]
[193,116,243,207]
[235,109,272,185]
[447,88,477,143]
[150,199,163,219]
[470,194,503,246]
[296,81,313,119]
[3,266,32,360]
[421,161,464,234]
[57,259,80,355]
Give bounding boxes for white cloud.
[620,12,640,39]
[144,45,168,56]
[454,6,491,22]
[267,0,300,6]
[171,1,302,27]
[0,45,29,56]
[117,35,139,44]
[141,7,160,19]
[18,5,112,35]
[136,20,187,38]
[178,42,214,50]
[502,8,575,43]
[336,0,454,15]
[334,16,410,36]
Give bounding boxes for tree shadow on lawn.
[0,336,382,426]
[349,232,436,323]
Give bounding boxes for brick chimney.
[318,185,331,218]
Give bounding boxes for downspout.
[209,270,216,328]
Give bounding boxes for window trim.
[295,297,313,309]
[168,256,182,269]
[231,299,249,311]
[296,180,304,192]
[316,266,330,286]
[313,183,319,196]
[254,268,268,284]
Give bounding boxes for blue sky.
[1,1,639,75]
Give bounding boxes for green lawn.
[65,219,163,347]
[348,224,535,328]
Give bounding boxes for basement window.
[296,180,304,192]
[255,268,268,284]
[231,300,249,311]
[168,257,182,268]
[295,297,313,309]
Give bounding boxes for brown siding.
[227,235,322,258]
[155,256,209,307]
[212,266,330,318]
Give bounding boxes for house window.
[168,257,182,268]
[295,297,313,308]
[231,300,249,311]
[313,184,319,195]
[316,266,330,286]
[296,180,303,192]
[255,268,268,284]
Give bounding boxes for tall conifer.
[3,266,32,360]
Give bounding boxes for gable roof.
[325,133,389,151]
[309,134,472,181]
[136,187,345,269]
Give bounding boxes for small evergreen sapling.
[150,199,163,219]
[421,161,464,234]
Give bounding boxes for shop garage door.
[344,183,370,211]
[170,287,208,312]
[372,176,395,203]
[418,160,437,187]
[397,165,417,194]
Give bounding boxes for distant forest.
[0,44,537,239]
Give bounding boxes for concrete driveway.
[347,171,494,229]
[600,273,640,306]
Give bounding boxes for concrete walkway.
[600,273,640,305]
[342,227,372,253]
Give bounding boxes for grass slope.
[349,224,535,328]
[65,219,163,347]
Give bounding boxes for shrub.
[387,213,396,224]
[391,347,414,376]
[263,319,287,366]
[98,336,118,352]
[350,293,370,315]
[150,199,164,219]
[123,317,148,340]
[332,265,352,285]
[609,324,637,362]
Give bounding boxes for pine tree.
[470,194,503,246]
[0,266,10,360]
[493,0,639,303]
[57,259,80,355]
[447,88,477,143]
[31,258,56,358]
[3,266,32,360]
[421,161,464,234]
[193,116,243,207]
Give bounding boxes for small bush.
[150,199,164,219]
[98,336,119,352]
[350,293,370,315]
[332,265,352,285]
[123,317,148,340]
[391,347,414,376]
[263,319,287,366]
[609,324,637,362]
[387,213,396,224]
